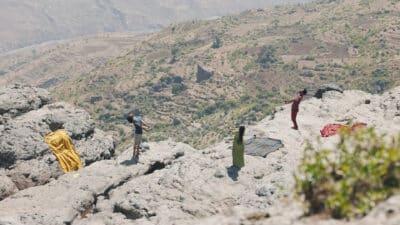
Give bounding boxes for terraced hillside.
[2,0,400,150]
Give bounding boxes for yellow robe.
[44,129,83,173]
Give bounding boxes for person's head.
[127,113,134,123]
[238,125,245,143]
[299,88,307,96]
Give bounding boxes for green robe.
[232,131,245,168]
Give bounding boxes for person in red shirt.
[285,89,307,130]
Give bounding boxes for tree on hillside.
[211,36,222,49]
[257,45,279,69]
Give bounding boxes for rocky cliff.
[0,84,115,200]
[0,86,399,225]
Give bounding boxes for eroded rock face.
[0,85,115,199]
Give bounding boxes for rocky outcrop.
[0,84,115,199]
[1,86,400,225]
[0,83,50,124]
[314,83,344,99]
[0,142,188,225]
[196,65,213,83]
[0,174,18,200]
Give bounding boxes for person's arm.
[285,98,295,104]
[141,121,150,130]
[285,95,301,104]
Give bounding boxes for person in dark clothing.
[128,113,149,158]
[285,89,307,130]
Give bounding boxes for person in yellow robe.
[44,124,83,173]
[232,125,245,168]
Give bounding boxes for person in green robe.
[232,125,245,168]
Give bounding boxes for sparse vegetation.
[256,45,279,69]
[171,83,187,94]
[211,36,222,49]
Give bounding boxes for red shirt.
[292,95,303,111]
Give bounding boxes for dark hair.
[127,113,134,123]
[238,125,245,144]
[302,88,307,95]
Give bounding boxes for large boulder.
[0,174,18,200]
[0,83,50,124]
[314,83,344,99]
[196,65,213,83]
[0,85,115,199]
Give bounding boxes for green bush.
[211,36,222,49]
[256,45,279,68]
[171,83,187,95]
[295,127,400,218]
[305,55,315,61]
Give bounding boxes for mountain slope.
[0,0,310,53]
[60,0,400,149]
[1,0,400,150]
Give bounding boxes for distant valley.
[0,0,311,53]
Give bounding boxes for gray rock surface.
[0,83,50,124]
[0,175,17,200]
[0,85,115,199]
[1,87,400,225]
[0,142,187,225]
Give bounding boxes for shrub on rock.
[295,127,400,218]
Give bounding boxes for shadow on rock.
[227,165,240,181]
[120,157,139,166]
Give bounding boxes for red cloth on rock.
[320,122,368,137]
[320,124,344,137]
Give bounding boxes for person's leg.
[291,110,298,129]
[134,134,140,157]
[133,136,136,157]
[134,134,142,157]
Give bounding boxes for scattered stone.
[214,169,225,178]
[255,185,276,198]
[141,142,150,151]
[253,172,264,179]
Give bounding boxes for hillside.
[0,0,310,53]
[1,0,400,150]
[0,33,145,88]
[1,85,400,225]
